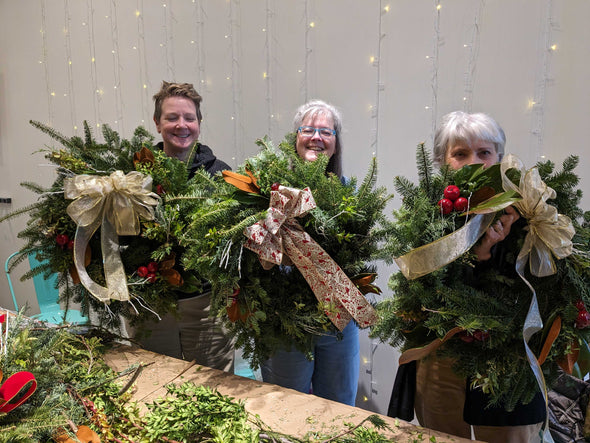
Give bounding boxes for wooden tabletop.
[104,344,477,442]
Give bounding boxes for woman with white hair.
[259,99,360,406]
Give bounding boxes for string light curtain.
[530,0,557,161]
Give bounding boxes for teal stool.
[5,252,88,325]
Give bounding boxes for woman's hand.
[472,206,520,261]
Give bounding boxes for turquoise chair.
[4,252,88,324]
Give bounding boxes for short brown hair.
[153,81,203,123]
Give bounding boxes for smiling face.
[295,112,337,163]
[154,96,200,160]
[445,139,499,170]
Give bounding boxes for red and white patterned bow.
[243,185,378,331]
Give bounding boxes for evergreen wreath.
[371,144,590,411]
[179,134,392,368]
[1,121,206,331]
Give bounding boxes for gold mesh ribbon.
[243,185,378,331]
[64,171,160,302]
[394,213,496,280]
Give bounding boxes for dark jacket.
[156,142,231,178]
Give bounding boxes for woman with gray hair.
[291,99,343,178]
[432,111,506,169]
[260,99,360,406]
[412,111,545,442]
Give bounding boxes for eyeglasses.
[297,126,336,138]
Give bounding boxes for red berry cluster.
[575,300,590,329]
[55,233,74,250]
[458,329,490,343]
[437,185,469,215]
[137,261,159,283]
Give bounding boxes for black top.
[464,385,546,426]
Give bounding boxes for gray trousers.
[137,292,234,372]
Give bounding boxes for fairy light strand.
[109,0,124,134]
[370,1,387,156]
[362,2,388,402]
[161,1,176,81]
[228,0,243,164]
[264,0,275,136]
[462,0,485,112]
[63,0,78,133]
[86,0,101,127]
[136,0,151,124]
[530,0,556,160]
[193,0,207,92]
[430,0,442,144]
[40,0,54,126]
[303,0,311,102]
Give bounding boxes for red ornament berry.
[147,261,159,273]
[271,182,280,191]
[575,310,590,329]
[437,198,453,215]
[473,330,490,341]
[454,197,469,212]
[137,266,149,278]
[56,234,69,246]
[444,185,461,201]
[156,184,165,195]
[67,239,75,250]
[458,332,474,343]
[575,300,586,311]
[146,273,157,283]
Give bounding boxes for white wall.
[1,0,589,415]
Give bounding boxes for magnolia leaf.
[133,146,155,168]
[158,252,176,271]
[160,269,183,287]
[469,186,497,207]
[222,170,261,194]
[537,315,561,366]
[230,190,269,206]
[468,190,522,215]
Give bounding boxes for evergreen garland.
[371,145,590,410]
[1,121,205,331]
[177,134,392,368]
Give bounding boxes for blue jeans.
[260,321,360,405]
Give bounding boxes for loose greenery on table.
[0,314,433,443]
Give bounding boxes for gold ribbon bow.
[500,154,575,278]
[64,171,160,302]
[243,185,378,331]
